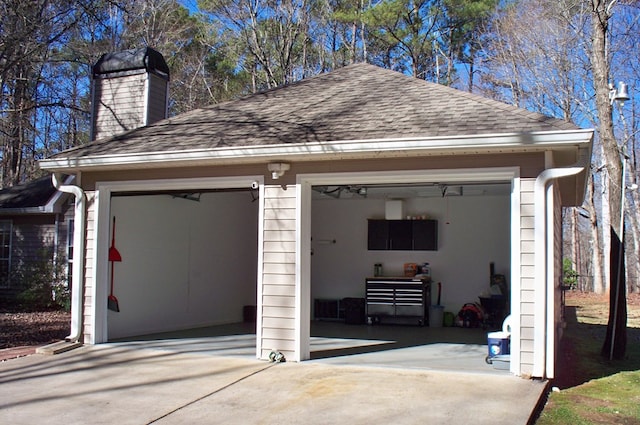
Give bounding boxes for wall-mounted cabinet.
[368,219,438,251]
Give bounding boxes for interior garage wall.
[108,191,258,339]
[310,195,510,313]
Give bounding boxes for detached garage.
[39,48,593,380]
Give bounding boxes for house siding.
[7,216,56,287]
[92,73,147,141]
[81,153,545,188]
[1,208,73,290]
[83,191,96,344]
[259,185,297,360]
[519,178,536,376]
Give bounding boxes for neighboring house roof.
[0,175,72,215]
[40,62,593,172]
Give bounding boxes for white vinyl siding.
[519,178,536,375]
[83,191,96,344]
[259,185,297,360]
[92,73,147,141]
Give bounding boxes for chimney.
[91,47,170,141]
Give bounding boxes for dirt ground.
[564,290,640,327]
[551,291,640,390]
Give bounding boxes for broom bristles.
[108,296,119,312]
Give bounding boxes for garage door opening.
[308,180,512,371]
[106,189,259,349]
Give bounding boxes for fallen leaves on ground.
[0,310,70,349]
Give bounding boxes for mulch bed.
[0,310,71,360]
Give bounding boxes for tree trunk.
[590,0,627,359]
[590,1,622,237]
[586,172,604,292]
[601,227,627,360]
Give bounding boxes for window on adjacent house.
[67,218,74,288]
[0,221,12,288]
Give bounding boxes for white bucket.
[429,305,444,327]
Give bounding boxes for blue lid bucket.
[487,331,510,358]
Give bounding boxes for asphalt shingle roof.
[0,175,57,209]
[50,63,581,160]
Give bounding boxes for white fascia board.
[39,129,594,172]
[0,206,52,215]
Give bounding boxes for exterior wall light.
[268,162,290,179]
[609,81,630,106]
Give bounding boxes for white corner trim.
[509,176,522,376]
[255,182,265,360]
[91,175,264,344]
[296,166,521,366]
[296,180,312,361]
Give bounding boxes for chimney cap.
[93,47,169,79]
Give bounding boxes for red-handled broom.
[108,216,122,312]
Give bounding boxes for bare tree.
[200,0,317,90]
[0,0,93,186]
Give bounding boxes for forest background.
[0,0,638,297]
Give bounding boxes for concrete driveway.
[0,343,546,425]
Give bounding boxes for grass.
[536,292,640,424]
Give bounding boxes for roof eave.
[0,206,58,215]
[39,129,594,173]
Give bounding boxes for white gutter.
[52,173,86,343]
[39,129,594,172]
[533,146,590,378]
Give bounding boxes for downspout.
[533,147,590,378]
[52,173,86,343]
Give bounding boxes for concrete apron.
[0,345,546,425]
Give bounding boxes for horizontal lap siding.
[93,74,146,141]
[6,216,56,289]
[260,186,297,360]
[83,192,96,344]
[519,178,535,376]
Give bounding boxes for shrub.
[563,258,579,290]
[14,250,69,311]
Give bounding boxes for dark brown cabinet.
[368,219,438,251]
[389,220,413,250]
[367,219,389,250]
[412,219,438,250]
